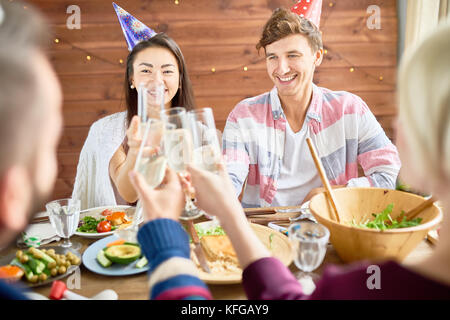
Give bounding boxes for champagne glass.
[188,108,222,220]
[160,107,203,220]
[132,118,175,228]
[46,198,81,250]
[137,82,165,135]
[288,222,329,286]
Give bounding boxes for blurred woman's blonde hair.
[397,21,450,190]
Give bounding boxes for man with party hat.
[222,1,401,208]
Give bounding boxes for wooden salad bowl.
[309,188,442,263]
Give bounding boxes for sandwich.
[200,235,239,267]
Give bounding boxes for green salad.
[194,225,225,238]
[351,203,422,230]
[76,216,117,233]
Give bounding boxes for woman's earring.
[130,84,135,89]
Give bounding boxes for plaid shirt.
[222,85,401,208]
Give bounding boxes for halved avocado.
[104,244,141,264]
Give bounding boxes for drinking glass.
[137,82,165,123]
[131,118,176,231]
[160,107,203,220]
[188,108,222,173]
[288,222,329,284]
[187,108,222,220]
[46,198,81,250]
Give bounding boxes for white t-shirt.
[271,119,322,206]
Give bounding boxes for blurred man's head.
[0,0,63,247]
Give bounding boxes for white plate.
[74,205,137,239]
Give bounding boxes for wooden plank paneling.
[58,67,395,102]
[49,42,397,76]
[34,0,397,25]
[48,16,397,51]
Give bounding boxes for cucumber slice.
[135,256,148,268]
[96,249,112,268]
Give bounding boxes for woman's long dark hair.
[124,33,196,127]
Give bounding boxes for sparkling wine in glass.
[46,198,81,250]
[161,107,202,220]
[188,108,222,220]
[131,118,175,232]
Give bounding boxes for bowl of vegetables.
[308,188,442,263]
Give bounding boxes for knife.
[187,220,211,273]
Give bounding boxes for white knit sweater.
[71,112,127,210]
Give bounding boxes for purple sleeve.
[242,257,306,300]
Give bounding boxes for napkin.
[16,212,61,247]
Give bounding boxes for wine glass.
[288,222,329,286]
[187,107,222,220]
[45,198,81,250]
[137,82,165,135]
[130,118,175,234]
[160,107,203,220]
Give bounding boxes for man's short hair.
[257,7,323,53]
[0,0,50,175]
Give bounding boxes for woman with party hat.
[72,3,196,209]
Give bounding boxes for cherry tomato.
[97,221,112,233]
[100,209,113,217]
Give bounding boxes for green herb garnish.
[351,203,422,230]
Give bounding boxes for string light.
[349,67,354,72]
[175,0,179,4]
[324,49,328,54]
[329,2,334,7]
[86,55,91,61]
[243,66,248,71]
[119,59,124,64]
[379,75,384,81]
[54,38,60,44]
[211,67,216,73]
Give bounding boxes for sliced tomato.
[97,220,112,233]
[100,209,113,216]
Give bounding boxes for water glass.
[288,222,329,282]
[46,198,81,250]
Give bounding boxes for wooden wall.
[28,0,398,201]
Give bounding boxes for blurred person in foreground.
[0,0,63,299]
[129,21,450,299]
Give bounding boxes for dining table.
[0,211,438,300]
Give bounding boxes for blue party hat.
[113,2,157,51]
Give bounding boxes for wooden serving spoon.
[306,138,341,223]
[400,196,438,222]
